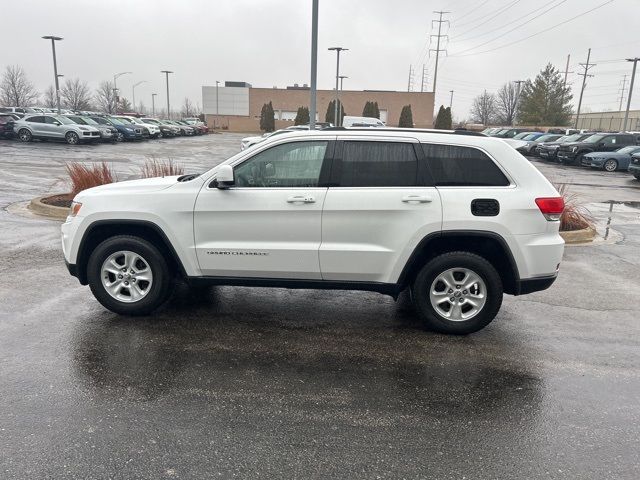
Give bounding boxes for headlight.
[78,126,89,131]
[126,127,134,131]
[69,201,82,217]
[525,142,531,147]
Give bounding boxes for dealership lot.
[1,136,640,478]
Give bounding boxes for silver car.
[65,115,118,143]
[14,114,101,145]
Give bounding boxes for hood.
[503,138,527,149]
[77,176,180,198]
[559,141,585,148]
[539,141,562,147]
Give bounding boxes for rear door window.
[422,143,510,187]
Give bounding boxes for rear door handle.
[287,195,315,203]
[401,195,432,203]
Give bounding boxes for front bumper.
[628,163,640,176]
[557,151,576,162]
[585,158,604,168]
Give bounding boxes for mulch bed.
[41,193,73,208]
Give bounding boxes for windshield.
[108,117,124,125]
[54,116,75,125]
[536,134,557,142]
[143,118,160,125]
[116,117,133,124]
[583,134,605,144]
[522,133,540,140]
[513,132,530,139]
[562,134,582,142]
[66,116,87,125]
[79,116,99,125]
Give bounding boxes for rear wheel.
[411,252,503,334]
[66,131,80,145]
[18,129,32,142]
[87,236,172,316]
[603,159,618,172]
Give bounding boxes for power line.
[451,0,568,56]
[451,0,558,43]
[451,0,491,23]
[450,0,615,58]
[454,0,519,29]
[450,0,523,40]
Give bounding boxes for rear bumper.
[515,274,557,295]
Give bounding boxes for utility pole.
[449,90,454,109]
[562,54,572,87]
[513,80,524,126]
[132,81,146,113]
[328,47,348,126]
[574,48,595,129]
[339,75,348,122]
[430,10,449,105]
[151,93,157,116]
[623,57,639,131]
[215,80,220,129]
[618,75,628,112]
[421,65,427,93]
[42,36,63,114]
[161,70,173,119]
[407,65,414,92]
[309,0,319,129]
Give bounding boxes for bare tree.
[60,78,93,111]
[470,90,497,126]
[0,65,39,107]
[181,97,196,117]
[42,85,57,108]
[495,82,519,125]
[94,81,116,113]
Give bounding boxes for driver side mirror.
[53,121,61,126]
[212,164,234,189]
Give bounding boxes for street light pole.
[339,75,348,123]
[215,80,220,129]
[309,0,319,129]
[328,47,348,126]
[42,36,63,114]
[132,81,147,113]
[623,57,639,132]
[449,90,454,109]
[152,93,157,117]
[161,70,173,119]
[113,71,132,114]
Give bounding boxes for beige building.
[202,82,435,132]
[573,110,640,131]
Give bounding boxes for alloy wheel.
[604,159,617,172]
[429,267,487,321]
[101,251,153,303]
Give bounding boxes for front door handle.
[287,195,315,203]
[401,195,432,203]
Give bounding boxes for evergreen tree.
[260,102,276,132]
[259,103,268,131]
[362,101,373,117]
[325,99,346,125]
[294,106,310,125]
[373,102,380,119]
[434,105,447,129]
[444,107,453,129]
[518,63,573,126]
[398,105,413,128]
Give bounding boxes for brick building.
[202,82,435,132]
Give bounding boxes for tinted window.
[337,141,420,187]
[235,141,328,188]
[422,143,510,187]
[27,116,45,123]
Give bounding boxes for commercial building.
[573,110,640,131]
[202,81,435,132]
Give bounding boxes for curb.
[560,226,597,244]
[29,195,69,220]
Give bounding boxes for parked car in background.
[0,107,27,115]
[557,132,637,165]
[342,116,385,127]
[165,120,195,136]
[517,134,564,156]
[13,114,101,144]
[240,129,297,150]
[0,113,17,138]
[538,133,594,161]
[581,145,640,171]
[512,131,542,140]
[88,116,142,141]
[66,115,117,143]
[113,115,159,139]
[175,120,204,134]
[140,117,180,137]
[490,128,533,138]
[628,152,640,180]
[503,132,547,149]
[481,127,502,135]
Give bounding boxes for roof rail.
[320,126,486,136]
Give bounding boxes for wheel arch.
[397,231,520,295]
[74,220,187,285]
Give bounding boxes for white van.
[342,116,386,128]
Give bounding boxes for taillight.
[535,197,564,221]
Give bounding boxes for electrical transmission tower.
[574,48,595,129]
[421,64,428,93]
[618,75,628,111]
[429,11,449,102]
[407,65,414,92]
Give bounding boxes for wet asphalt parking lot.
[1,134,639,479]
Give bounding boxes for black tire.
[116,132,124,142]
[87,235,172,316]
[411,252,503,335]
[569,152,584,166]
[66,131,80,145]
[603,158,618,172]
[18,128,32,142]
[634,174,640,181]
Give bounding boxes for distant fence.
[575,115,640,132]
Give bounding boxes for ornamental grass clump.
[66,161,116,197]
[140,157,184,178]
[556,184,594,232]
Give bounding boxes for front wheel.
[87,236,172,315]
[603,159,618,172]
[66,131,80,145]
[411,252,503,334]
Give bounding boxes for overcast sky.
[3,0,639,119]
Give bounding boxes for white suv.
[61,129,565,334]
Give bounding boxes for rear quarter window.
[422,143,510,187]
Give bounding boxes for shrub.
[398,105,413,128]
[556,184,594,232]
[66,162,116,197]
[140,157,184,178]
